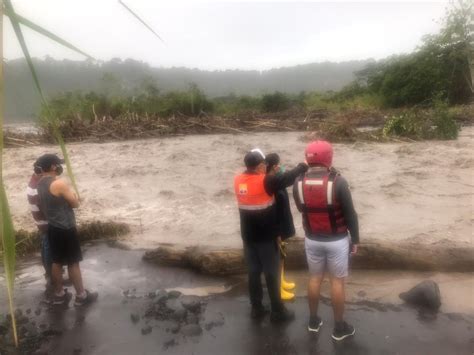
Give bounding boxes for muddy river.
[3,127,473,249]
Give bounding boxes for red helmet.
[305,141,333,168]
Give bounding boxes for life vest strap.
[327,171,338,234]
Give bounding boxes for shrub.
[261,92,290,112]
[383,98,459,140]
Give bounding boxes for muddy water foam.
[3,127,473,249]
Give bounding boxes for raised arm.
[264,163,308,195]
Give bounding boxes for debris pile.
[128,289,225,349]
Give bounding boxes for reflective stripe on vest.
[234,173,274,211]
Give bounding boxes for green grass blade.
[0,184,18,348]
[0,1,19,347]
[118,0,165,43]
[3,8,93,59]
[4,0,80,197]
[4,0,46,102]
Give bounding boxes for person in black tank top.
[35,154,98,307]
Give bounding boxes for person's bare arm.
[50,179,80,208]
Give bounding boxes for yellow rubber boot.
[281,263,295,291]
[281,287,295,301]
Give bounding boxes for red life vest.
[295,170,348,234]
[234,173,274,211]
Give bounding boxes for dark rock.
[17,315,29,325]
[204,312,225,331]
[148,292,156,299]
[163,336,177,349]
[446,313,463,321]
[75,315,86,325]
[165,299,187,320]
[180,296,202,313]
[42,328,62,337]
[186,313,199,325]
[357,290,367,297]
[34,309,41,316]
[26,308,32,315]
[141,325,152,335]
[19,325,28,336]
[171,309,187,321]
[155,290,169,304]
[168,290,182,299]
[130,313,140,324]
[73,347,82,355]
[24,324,39,337]
[14,309,23,318]
[167,321,180,334]
[399,280,441,311]
[181,324,202,337]
[0,323,7,335]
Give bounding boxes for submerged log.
[143,238,474,276]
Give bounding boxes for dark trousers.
[244,240,282,311]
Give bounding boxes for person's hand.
[351,244,358,255]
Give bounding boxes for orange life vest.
[234,173,274,211]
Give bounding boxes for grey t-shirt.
[37,176,76,230]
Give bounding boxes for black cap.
[244,151,265,169]
[265,153,280,170]
[34,154,64,171]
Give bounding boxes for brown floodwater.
[3,127,473,249]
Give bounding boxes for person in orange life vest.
[234,148,308,322]
[293,141,359,341]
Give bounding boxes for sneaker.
[251,305,268,319]
[332,321,355,341]
[308,316,323,333]
[52,289,72,306]
[270,306,295,323]
[74,290,99,307]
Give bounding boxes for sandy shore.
[3,127,473,250]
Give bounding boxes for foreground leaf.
[0,1,18,346]
[4,0,80,197]
[118,0,164,43]
[3,7,93,59]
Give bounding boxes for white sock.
[55,290,65,297]
[77,291,87,299]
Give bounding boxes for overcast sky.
[5,0,449,71]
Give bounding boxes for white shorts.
[304,236,350,278]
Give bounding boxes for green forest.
[5,58,371,120]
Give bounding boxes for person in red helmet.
[293,141,359,341]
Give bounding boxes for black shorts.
[48,225,83,265]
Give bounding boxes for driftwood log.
[143,237,474,276]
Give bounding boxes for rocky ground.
[1,242,473,355]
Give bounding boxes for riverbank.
[1,242,473,354]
